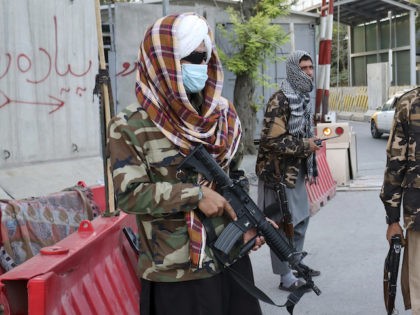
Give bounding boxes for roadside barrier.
[0,190,140,315]
[0,184,101,273]
[306,145,336,216]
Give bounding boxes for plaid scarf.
[135,13,241,168]
[135,13,242,268]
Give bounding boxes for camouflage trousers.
[402,229,420,314]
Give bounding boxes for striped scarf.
[280,50,316,178]
[135,13,241,168]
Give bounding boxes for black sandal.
[293,268,321,277]
[278,279,311,292]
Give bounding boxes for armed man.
[107,13,265,315]
[380,87,420,314]
[255,50,321,292]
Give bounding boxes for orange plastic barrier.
[306,145,336,216]
[0,212,139,315]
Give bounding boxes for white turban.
[176,14,212,63]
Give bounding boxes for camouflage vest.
[107,104,229,282]
[255,90,313,188]
[380,88,420,230]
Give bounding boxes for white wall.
[0,0,100,169]
[113,3,230,111]
[367,62,389,111]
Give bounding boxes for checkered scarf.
[135,13,241,168]
[280,50,316,178]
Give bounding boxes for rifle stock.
[178,144,321,296]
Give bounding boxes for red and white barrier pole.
[315,0,334,123]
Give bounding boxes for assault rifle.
[383,234,402,315]
[263,182,294,247]
[178,144,321,301]
[123,227,140,255]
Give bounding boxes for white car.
[370,91,406,138]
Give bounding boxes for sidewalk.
[0,156,104,199]
[336,110,371,123]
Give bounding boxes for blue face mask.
[181,64,208,93]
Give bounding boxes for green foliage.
[217,1,290,77]
[255,0,291,18]
[330,21,349,86]
[251,94,269,113]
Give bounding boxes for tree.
[330,21,348,87]
[217,0,291,154]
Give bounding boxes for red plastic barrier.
[90,184,107,212]
[0,212,139,315]
[306,145,336,215]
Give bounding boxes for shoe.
[278,279,311,293]
[293,268,321,277]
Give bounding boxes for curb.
[335,175,383,191]
[336,111,370,122]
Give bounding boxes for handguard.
[383,234,402,315]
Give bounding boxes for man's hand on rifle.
[386,223,403,243]
[198,186,266,252]
[242,218,279,252]
[198,186,237,220]
[243,229,265,251]
[266,217,279,229]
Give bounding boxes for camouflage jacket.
[380,88,420,230]
[107,104,230,282]
[255,90,313,188]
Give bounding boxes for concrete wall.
[367,62,389,112]
[0,0,100,169]
[329,85,415,115]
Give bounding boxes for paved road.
[243,121,409,315]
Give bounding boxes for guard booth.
[316,122,358,186]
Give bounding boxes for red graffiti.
[53,16,92,77]
[116,61,136,77]
[0,15,95,114]
[0,90,64,114]
[17,54,31,73]
[26,48,52,84]
[75,87,87,97]
[0,16,92,84]
[60,87,71,95]
[0,53,11,80]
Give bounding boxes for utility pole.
[162,0,169,16]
